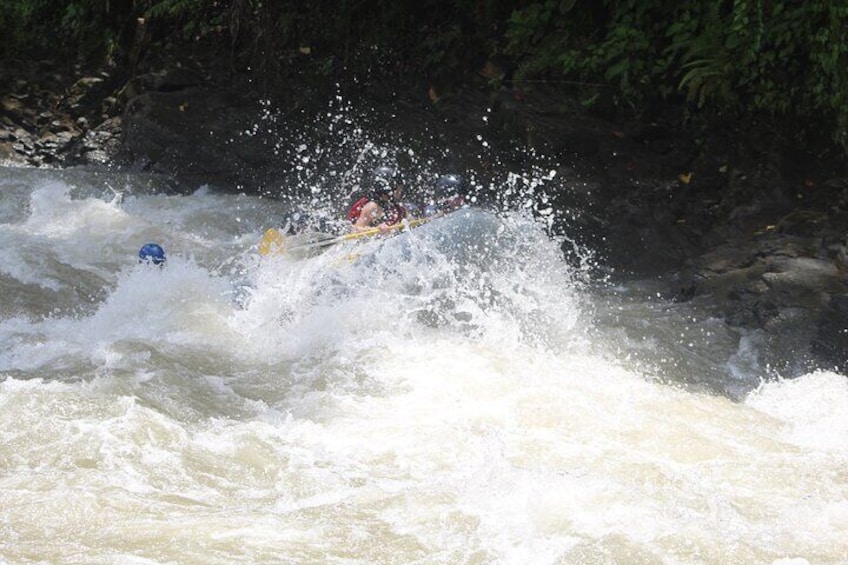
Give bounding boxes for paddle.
[259,216,432,257]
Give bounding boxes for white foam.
[746,370,848,452]
[3,166,847,563]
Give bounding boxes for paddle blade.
[259,229,341,258]
[258,228,285,256]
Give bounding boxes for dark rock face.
[2,60,847,377]
[117,86,274,188]
[811,294,848,373]
[672,216,848,374]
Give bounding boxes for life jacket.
[346,196,370,224]
[346,195,407,225]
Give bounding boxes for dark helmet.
[138,243,166,266]
[426,174,467,215]
[371,165,401,196]
[435,174,465,197]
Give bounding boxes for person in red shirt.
[347,166,407,233]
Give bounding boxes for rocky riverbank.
[0,59,125,169]
[2,59,846,377]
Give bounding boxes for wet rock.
[1,95,25,116]
[761,257,842,306]
[36,111,53,126]
[69,116,122,165]
[670,221,848,375]
[810,295,848,373]
[827,234,848,269]
[0,142,26,165]
[776,210,827,237]
[55,130,76,145]
[65,76,105,111]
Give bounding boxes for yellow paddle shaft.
[259,216,431,256]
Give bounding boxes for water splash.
[2,101,847,563]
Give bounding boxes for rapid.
[1,158,847,563]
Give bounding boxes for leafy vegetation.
[504,0,848,150]
[1,0,845,151]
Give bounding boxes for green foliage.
[504,0,581,78]
[0,0,118,62]
[505,0,688,108]
[667,1,848,149]
[506,0,577,49]
[414,22,464,76]
[1,0,846,152]
[146,0,226,39]
[147,0,205,18]
[0,0,58,58]
[503,0,848,151]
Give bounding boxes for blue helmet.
[138,243,166,265]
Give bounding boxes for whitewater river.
[1,166,846,564]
